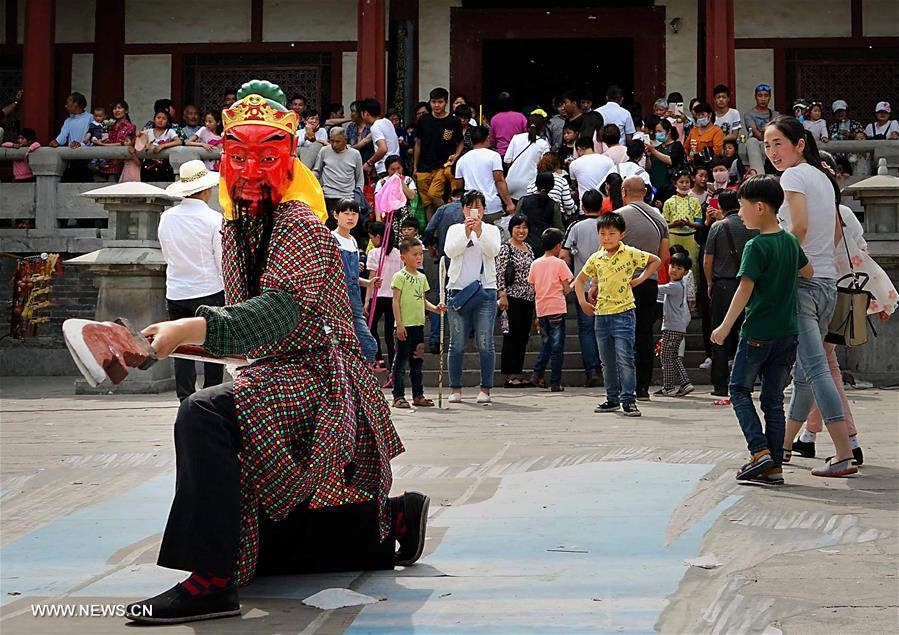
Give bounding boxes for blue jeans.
[339,247,379,363]
[788,278,844,424]
[575,296,600,374]
[729,334,798,466]
[534,313,566,386]
[392,325,425,399]
[594,309,637,405]
[447,289,497,389]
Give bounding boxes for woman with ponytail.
[504,113,550,202]
[764,115,858,477]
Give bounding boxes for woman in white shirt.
[504,115,550,201]
[796,199,897,465]
[766,116,856,477]
[444,190,502,404]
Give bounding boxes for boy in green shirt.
[711,175,813,485]
[391,238,445,409]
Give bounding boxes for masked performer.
[126,81,429,625]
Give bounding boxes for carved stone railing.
[0,143,322,253]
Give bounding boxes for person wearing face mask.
[709,158,734,193]
[685,102,724,165]
[646,118,686,205]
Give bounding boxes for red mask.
[221,124,297,217]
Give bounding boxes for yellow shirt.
[663,194,703,236]
[581,244,651,315]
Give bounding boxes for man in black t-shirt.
[414,87,463,218]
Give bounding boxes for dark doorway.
[481,38,635,113]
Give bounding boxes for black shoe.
[584,372,601,388]
[710,388,729,397]
[395,491,430,566]
[125,584,240,625]
[550,384,564,392]
[635,390,651,402]
[594,401,621,413]
[429,343,440,355]
[622,403,642,417]
[853,446,864,466]
[736,451,774,481]
[792,439,816,458]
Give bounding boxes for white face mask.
[676,186,690,195]
[713,172,729,185]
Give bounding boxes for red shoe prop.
[63,318,245,386]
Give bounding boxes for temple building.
[1,0,897,141]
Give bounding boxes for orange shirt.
[686,125,724,157]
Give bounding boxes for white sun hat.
[165,160,220,197]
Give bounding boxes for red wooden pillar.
[356,0,386,106]
[91,0,125,111]
[22,0,56,143]
[704,0,735,100]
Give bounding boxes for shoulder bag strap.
[632,204,664,242]
[721,219,740,269]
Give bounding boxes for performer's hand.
[498,295,509,311]
[371,276,383,289]
[587,285,598,304]
[579,301,595,316]
[396,325,407,341]
[69,141,81,149]
[142,318,206,358]
[435,303,447,314]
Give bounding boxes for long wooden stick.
[438,256,446,408]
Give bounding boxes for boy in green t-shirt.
[711,175,813,485]
[391,238,446,409]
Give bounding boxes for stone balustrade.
[0,143,322,253]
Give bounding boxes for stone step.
[409,349,712,371]
[402,367,714,389]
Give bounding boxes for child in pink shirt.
[2,128,40,181]
[527,227,573,391]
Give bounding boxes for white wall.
[735,49,775,115]
[342,51,357,110]
[124,55,171,125]
[71,54,94,107]
[735,0,851,38]
[56,0,94,43]
[263,0,357,42]
[125,0,250,43]
[657,0,698,100]
[418,0,459,99]
[862,0,899,36]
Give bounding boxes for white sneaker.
[699,357,712,370]
[448,393,462,403]
[476,391,491,404]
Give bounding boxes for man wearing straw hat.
[159,159,226,401]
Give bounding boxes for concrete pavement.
[1,377,897,634]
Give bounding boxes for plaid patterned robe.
[201,199,404,586]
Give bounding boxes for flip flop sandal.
[413,396,434,407]
[782,449,792,464]
[392,397,411,409]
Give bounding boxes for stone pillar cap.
[842,174,899,195]
[79,182,183,201]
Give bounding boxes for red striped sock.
[180,571,232,596]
